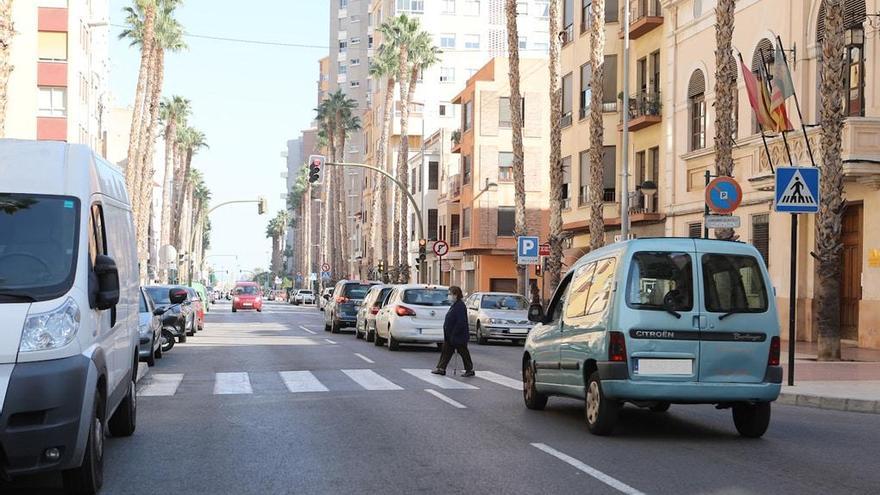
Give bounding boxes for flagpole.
[776,35,817,167]
[737,52,776,174]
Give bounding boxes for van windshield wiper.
[664,308,682,319]
[719,310,749,321]
[0,291,37,302]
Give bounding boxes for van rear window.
[702,254,768,313]
[626,252,693,312]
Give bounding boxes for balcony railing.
[620,91,662,131]
[621,0,664,39]
[450,230,460,247]
[448,174,462,198]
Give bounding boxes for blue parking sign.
[775,167,820,213]
[517,236,540,265]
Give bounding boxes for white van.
[0,140,146,493]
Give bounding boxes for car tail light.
[608,331,627,362]
[336,296,350,304]
[768,336,780,366]
[395,305,416,317]
[370,306,380,315]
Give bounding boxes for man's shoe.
[461,370,475,377]
[431,368,446,376]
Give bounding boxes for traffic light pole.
[326,161,426,283]
[184,198,265,285]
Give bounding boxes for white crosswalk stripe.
[138,373,184,396]
[279,371,329,393]
[402,368,479,390]
[342,369,403,390]
[475,371,522,390]
[214,372,253,395]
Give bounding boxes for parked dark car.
[323,280,379,333]
[138,287,163,366]
[145,285,194,343]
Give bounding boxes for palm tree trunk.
[171,143,187,250]
[137,46,164,282]
[713,0,737,241]
[395,44,411,283]
[336,127,350,278]
[505,0,528,296]
[547,0,564,293]
[159,121,177,283]
[175,147,194,253]
[816,0,846,361]
[0,0,15,138]
[367,78,396,281]
[125,2,156,205]
[588,0,607,251]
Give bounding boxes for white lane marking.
[299,325,317,334]
[402,369,479,390]
[476,370,523,390]
[213,372,253,395]
[279,371,329,393]
[138,373,184,397]
[531,443,646,495]
[425,389,467,409]
[325,338,337,344]
[354,353,375,364]
[342,369,403,390]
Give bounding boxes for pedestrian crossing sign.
[775,167,820,213]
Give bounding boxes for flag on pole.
[740,57,774,129]
[772,42,795,100]
[766,41,795,132]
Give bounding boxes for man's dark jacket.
[443,299,469,345]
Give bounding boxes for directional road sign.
[517,236,540,265]
[775,167,820,213]
[432,240,449,257]
[705,176,743,214]
[321,263,331,272]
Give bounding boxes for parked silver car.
[355,284,393,342]
[138,287,163,366]
[465,292,533,344]
[295,289,316,305]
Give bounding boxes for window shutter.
[688,222,702,238]
[687,70,705,98]
[751,214,770,266]
[817,0,867,42]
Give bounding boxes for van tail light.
[768,336,781,366]
[336,296,350,304]
[370,306,380,315]
[395,305,416,317]
[608,332,627,363]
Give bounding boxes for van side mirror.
[169,288,188,305]
[323,294,331,300]
[528,303,545,323]
[93,254,120,310]
[153,307,167,316]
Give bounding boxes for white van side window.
[546,272,574,323]
[585,258,617,316]
[564,262,596,320]
[88,204,107,265]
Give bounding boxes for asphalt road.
[6,301,880,494]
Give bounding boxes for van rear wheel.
[585,372,619,436]
[732,402,771,438]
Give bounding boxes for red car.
[232,282,263,312]
[186,287,205,330]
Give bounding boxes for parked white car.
[295,289,315,305]
[374,285,450,351]
[355,284,393,342]
[0,140,142,493]
[465,292,533,344]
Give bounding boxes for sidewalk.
[778,341,880,414]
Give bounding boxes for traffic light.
[257,196,267,215]
[308,154,325,183]
[418,239,427,263]
[377,260,385,273]
[535,261,542,277]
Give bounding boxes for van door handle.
[692,315,707,329]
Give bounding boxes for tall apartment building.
[329,0,372,279]
[663,0,880,349]
[364,0,553,281]
[283,138,304,276]
[4,0,109,153]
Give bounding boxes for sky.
[109,0,329,281]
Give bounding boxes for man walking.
[432,286,474,377]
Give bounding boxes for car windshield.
[480,294,528,310]
[342,283,373,300]
[299,290,312,295]
[403,289,451,306]
[626,252,694,311]
[146,287,171,305]
[702,254,768,313]
[235,286,258,295]
[0,194,80,302]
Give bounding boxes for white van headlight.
[20,298,81,352]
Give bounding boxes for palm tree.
[816,0,846,361]
[713,0,737,241]
[266,210,289,276]
[547,0,564,292]
[122,0,157,203]
[336,112,361,278]
[588,0,607,251]
[366,46,399,281]
[158,95,190,282]
[379,14,421,282]
[174,126,208,251]
[505,0,528,295]
[0,0,15,137]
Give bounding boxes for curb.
[778,392,880,414]
[136,362,149,383]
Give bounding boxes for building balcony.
[451,129,462,154]
[448,174,462,201]
[618,91,662,131]
[619,0,664,40]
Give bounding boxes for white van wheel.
[585,372,619,436]
[62,391,104,494]
[732,402,771,438]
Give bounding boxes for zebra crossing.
[137,368,522,397]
